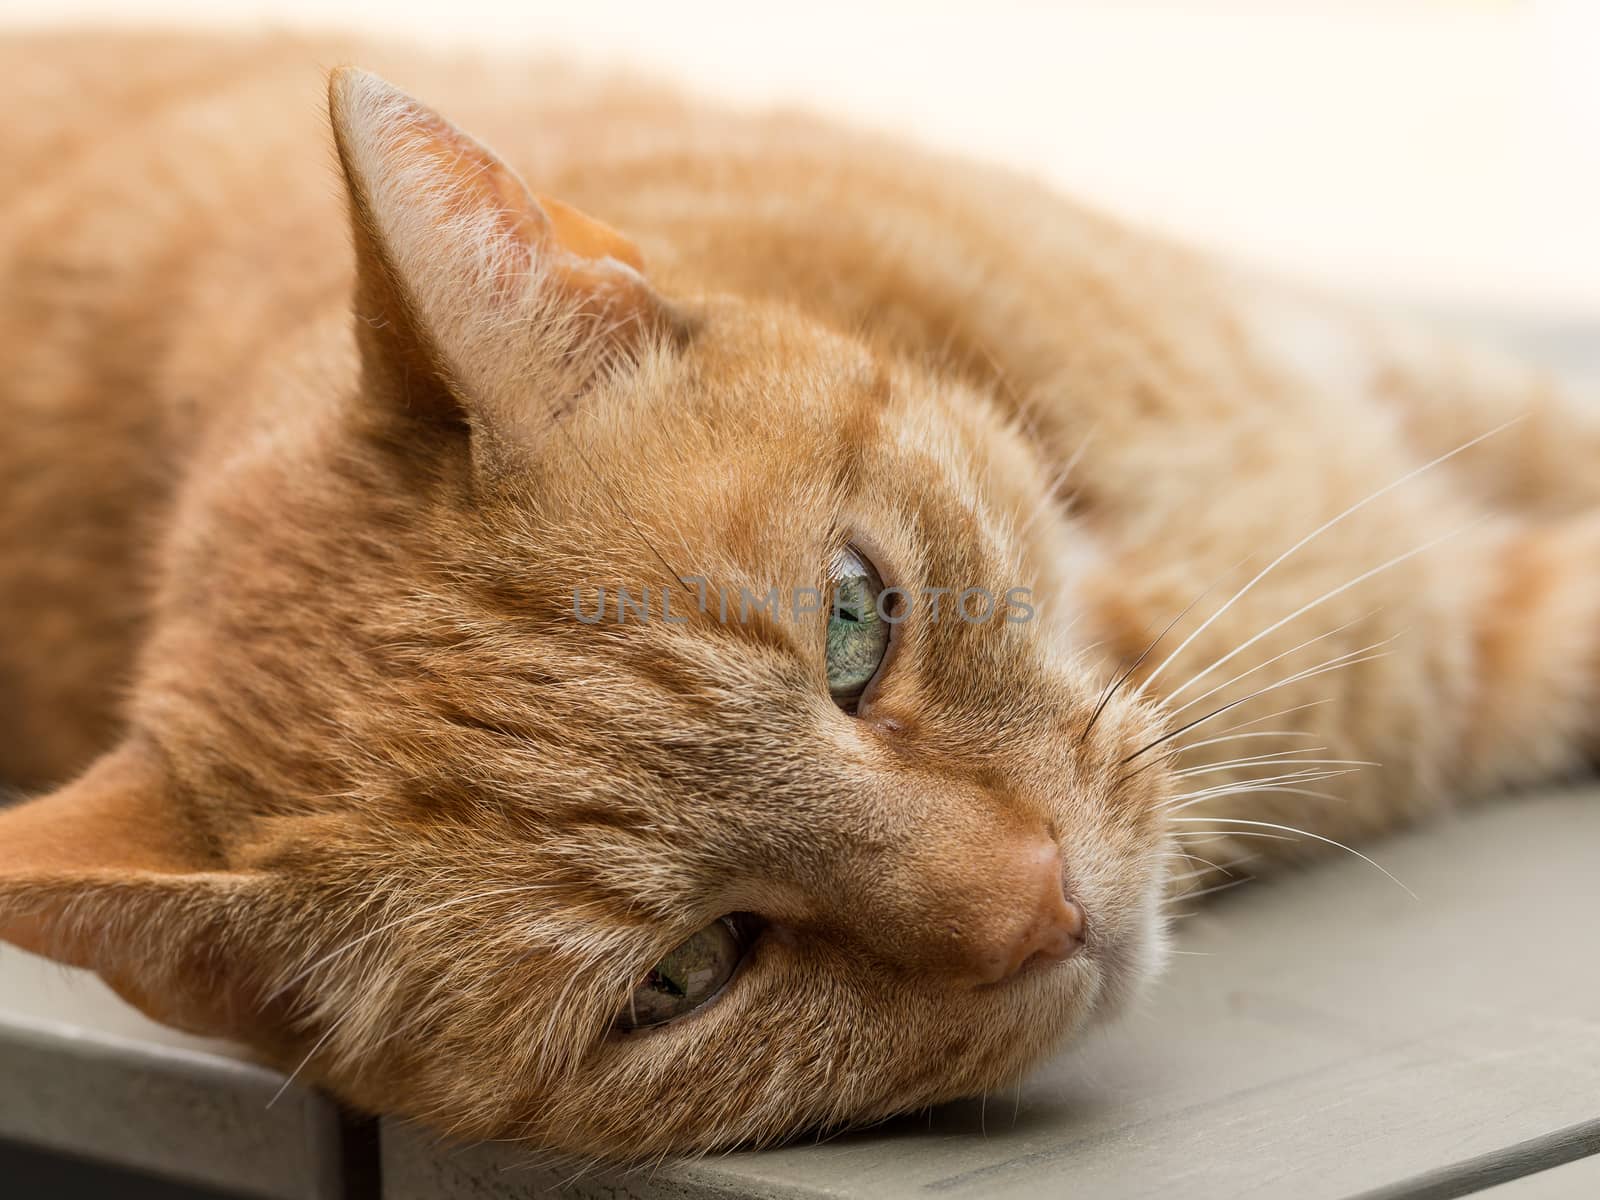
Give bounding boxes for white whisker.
[1177,877,1253,902]
[1168,767,1343,798]
[1172,816,1416,897]
[1147,520,1470,712]
[267,1019,345,1110]
[1172,729,1324,756]
[1166,849,1260,880]
[1191,699,1336,743]
[1167,783,1351,813]
[1161,610,1380,722]
[1172,829,1296,843]
[1123,648,1392,764]
[1165,769,1361,808]
[1136,418,1520,694]
[1169,746,1329,777]
[1172,755,1376,781]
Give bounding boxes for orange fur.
[0,32,1595,1158]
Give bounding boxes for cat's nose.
[968,841,1086,986]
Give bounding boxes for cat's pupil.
[646,967,686,998]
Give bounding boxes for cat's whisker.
[1165,850,1236,877]
[1171,763,1356,790]
[1170,729,1325,755]
[1175,877,1253,902]
[1164,857,1260,889]
[1135,418,1522,695]
[267,1009,355,1110]
[1123,648,1392,765]
[1078,558,1250,746]
[1078,603,1195,747]
[1171,816,1416,897]
[1168,863,1229,884]
[1189,698,1336,744]
[1171,829,1296,843]
[1172,758,1345,783]
[1115,726,1325,787]
[1163,775,1365,811]
[1167,782,1353,813]
[1144,518,1472,724]
[1165,767,1339,800]
[1127,700,1340,778]
[1163,770,1360,809]
[1159,633,1396,742]
[1169,746,1330,776]
[1166,850,1260,882]
[1171,755,1376,781]
[1160,610,1379,722]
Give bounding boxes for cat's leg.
[1367,328,1600,516]
[1455,510,1600,794]
[1236,279,1600,514]
[1162,507,1600,900]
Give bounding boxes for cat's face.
[0,70,1174,1157]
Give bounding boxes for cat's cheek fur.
[469,942,1113,1152]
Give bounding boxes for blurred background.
[2,0,1596,345]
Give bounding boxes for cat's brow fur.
[2,31,1599,1159]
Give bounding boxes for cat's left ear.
[328,68,683,472]
[0,743,290,1043]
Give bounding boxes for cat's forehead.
[539,313,1038,591]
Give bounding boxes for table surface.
[4,788,1599,1200]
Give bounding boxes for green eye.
[827,547,892,710]
[618,917,746,1030]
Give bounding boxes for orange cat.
[2,33,1596,1159]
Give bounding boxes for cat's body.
[2,32,1596,1158]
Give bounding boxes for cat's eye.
[617,916,750,1031]
[827,547,893,710]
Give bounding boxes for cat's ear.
[327,67,679,470]
[0,743,287,1042]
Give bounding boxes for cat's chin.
[1081,870,1173,1031]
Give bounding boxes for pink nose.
[971,841,1086,985]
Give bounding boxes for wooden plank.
[0,948,347,1200]
[1472,1151,1600,1198]
[1348,1119,1600,1200]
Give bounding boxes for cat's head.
[0,70,1174,1157]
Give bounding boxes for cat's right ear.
[0,742,292,1044]
[327,68,682,474]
